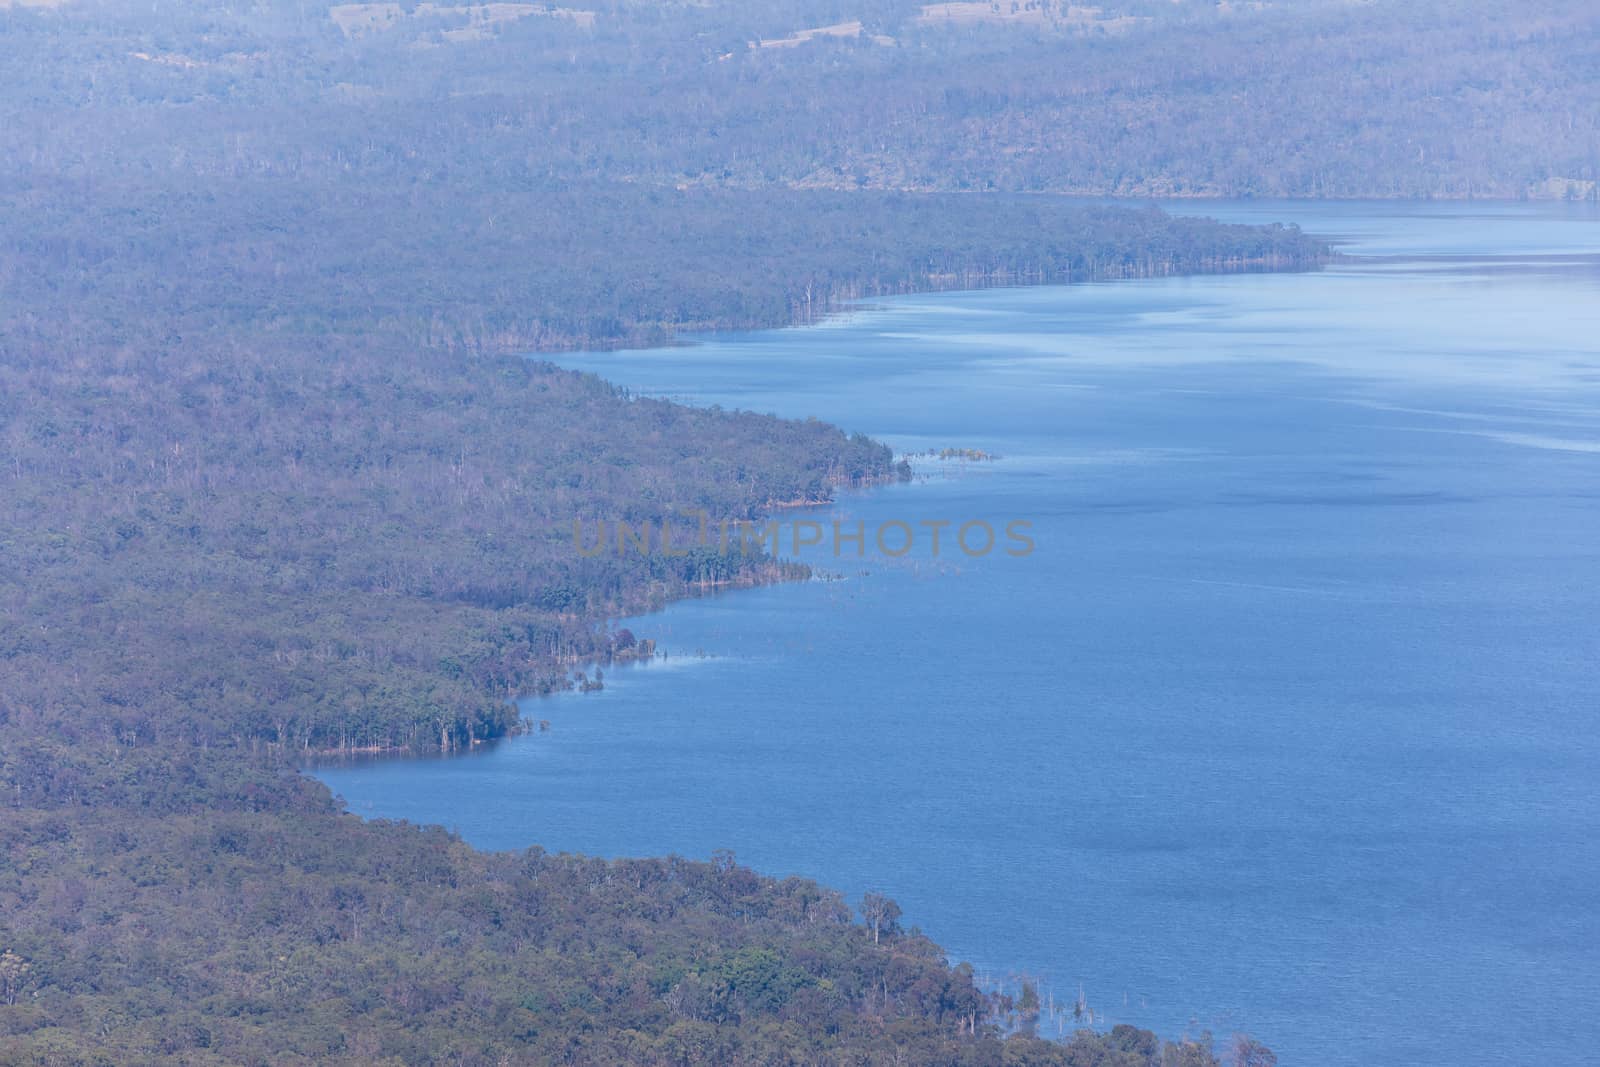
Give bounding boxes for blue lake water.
[317,200,1600,1065]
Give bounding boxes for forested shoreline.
[0,0,1403,1060]
[4,178,1328,356]
[0,191,1311,1061]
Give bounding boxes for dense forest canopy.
[3,0,1595,199]
[1,178,1326,353]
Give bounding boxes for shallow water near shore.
[317,200,1600,1066]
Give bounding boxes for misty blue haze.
[317,201,1600,1066]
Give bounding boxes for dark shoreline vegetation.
[7,177,1329,355]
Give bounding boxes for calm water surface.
[318,201,1600,1066]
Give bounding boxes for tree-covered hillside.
[4,0,1595,200]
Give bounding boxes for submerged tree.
[1017,979,1041,1035]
